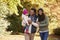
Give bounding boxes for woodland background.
[0,0,60,35]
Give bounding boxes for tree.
[6,0,32,34]
[0,1,10,35]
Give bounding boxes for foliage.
[6,1,32,34]
[6,14,22,34]
[0,0,23,15]
[21,1,32,11]
[0,0,60,35]
[53,27,60,35]
[0,0,23,34]
[0,2,10,35]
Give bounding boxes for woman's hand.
[36,21,40,26]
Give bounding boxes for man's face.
[30,10,34,16]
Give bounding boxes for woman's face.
[30,10,35,16]
[38,10,43,15]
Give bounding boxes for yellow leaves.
[17,0,23,8]
[8,0,23,15]
[44,7,50,13]
[39,0,45,6]
[47,0,57,4]
[0,0,23,15]
[30,0,45,7]
[9,4,19,15]
[31,0,35,4]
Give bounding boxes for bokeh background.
[0,0,60,36]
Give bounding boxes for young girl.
[22,8,32,34]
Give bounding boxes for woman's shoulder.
[45,15,49,19]
[41,15,48,22]
[45,15,49,22]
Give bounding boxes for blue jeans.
[40,32,49,40]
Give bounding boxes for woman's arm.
[32,18,39,27]
[40,16,49,26]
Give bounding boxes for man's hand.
[28,20,32,24]
[28,18,32,24]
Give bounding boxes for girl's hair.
[23,8,28,15]
[38,8,45,22]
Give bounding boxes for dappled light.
[0,0,60,40]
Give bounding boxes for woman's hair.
[38,8,45,22]
[31,8,36,14]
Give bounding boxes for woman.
[37,8,49,40]
[22,8,38,40]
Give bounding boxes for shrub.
[53,27,60,35]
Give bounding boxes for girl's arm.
[22,20,26,27]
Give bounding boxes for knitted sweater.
[38,16,49,32]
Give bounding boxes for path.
[0,35,40,40]
[0,35,59,40]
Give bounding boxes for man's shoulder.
[35,15,38,18]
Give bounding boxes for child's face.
[25,13,28,16]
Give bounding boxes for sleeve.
[22,14,26,26]
[32,18,39,27]
[23,16,30,26]
[40,16,49,26]
[22,20,26,27]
